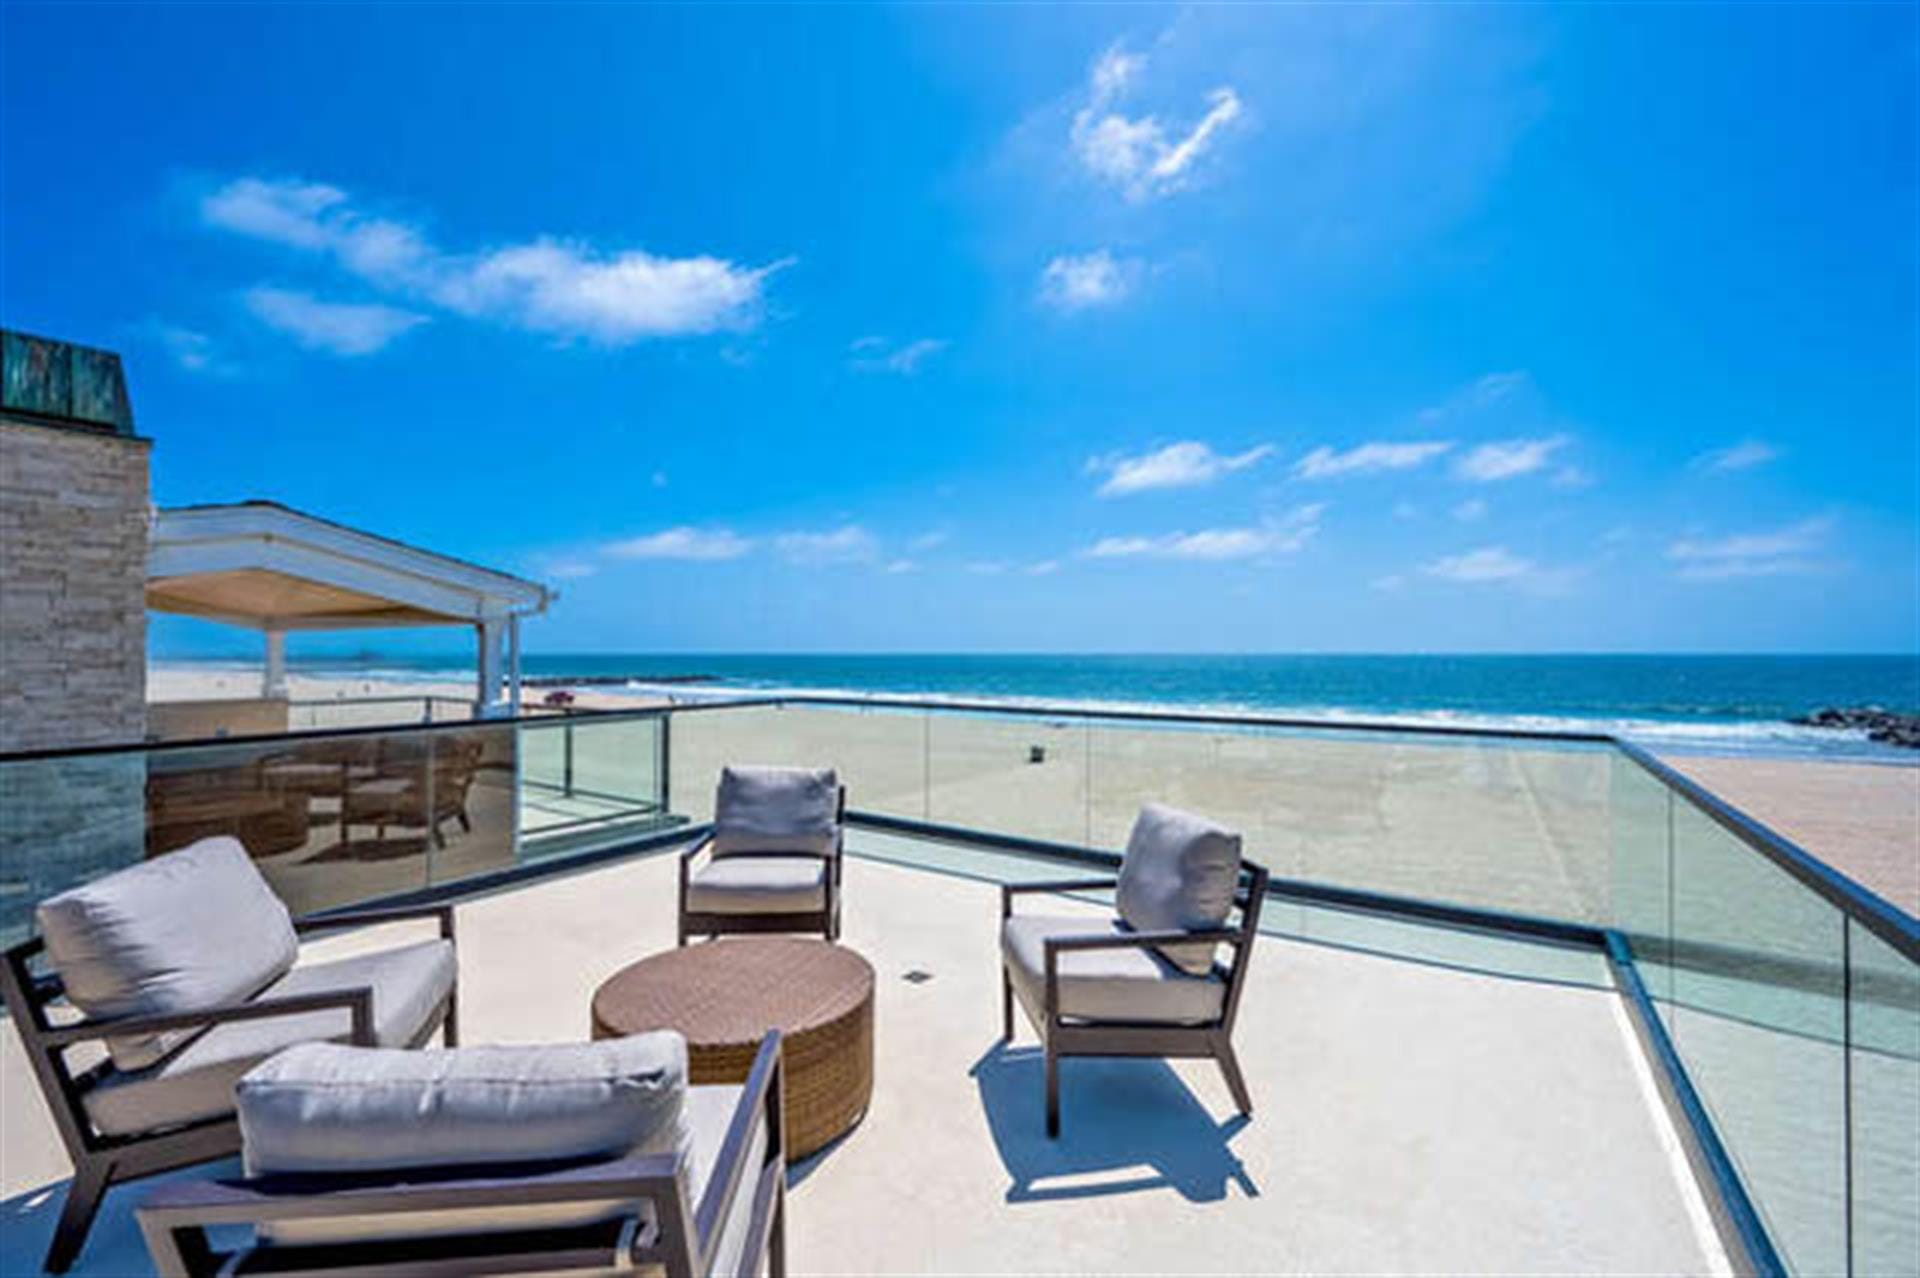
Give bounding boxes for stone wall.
[0,417,152,750]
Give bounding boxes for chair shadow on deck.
[970,1042,1257,1204]
[0,1158,244,1278]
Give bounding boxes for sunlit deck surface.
[1,832,1728,1276]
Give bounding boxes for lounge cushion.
[239,1032,688,1176]
[1115,804,1243,976]
[687,856,828,915]
[1001,914,1225,1026]
[711,766,839,858]
[82,938,454,1138]
[242,1066,766,1258]
[37,837,298,1071]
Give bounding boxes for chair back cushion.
[238,1032,689,1177]
[37,836,298,1071]
[1115,804,1244,976]
[711,765,839,857]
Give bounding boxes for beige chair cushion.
[711,766,839,857]
[1115,804,1243,976]
[82,938,454,1138]
[37,837,299,1070]
[1002,914,1225,1026]
[688,855,827,915]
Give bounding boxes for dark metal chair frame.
[0,903,458,1274]
[677,786,847,945]
[1000,860,1270,1137]
[135,1031,787,1278]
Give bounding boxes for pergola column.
[507,614,523,714]
[475,619,507,718]
[262,630,288,699]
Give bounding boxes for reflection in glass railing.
[0,714,672,944]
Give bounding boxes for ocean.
[184,652,1920,764]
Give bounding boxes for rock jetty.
[1790,707,1920,749]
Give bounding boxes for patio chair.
[679,766,845,944]
[339,734,485,850]
[0,836,458,1273]
[137,1030,788,1278]
[999,803,1269,1137]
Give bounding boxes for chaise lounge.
[0,837,458,1273]
[1000,803,1268,1136]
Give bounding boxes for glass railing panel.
[1610,750,1674,1014]
[0,752,148,948]
[1085,724,1610,924]
[1849,918,1920,1278]
[927,710,1087,847]
[1669,800,1847,1277]
[1084,719,1302,877]
[164,734,434,916]
[517,714,670,860]
[418,723,518,888]
[665,703,927,827]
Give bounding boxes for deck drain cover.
[902,969,934,984]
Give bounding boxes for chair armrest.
[296,902,455,943]
[694,1031,782,1260]
[40,986,376,1049]
[1000,877,1118,918]
[678,834,714,864]
[1044,927,1240,955]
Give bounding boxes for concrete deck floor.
[1,833,1728,1276]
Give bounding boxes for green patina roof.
[1,329,135,436]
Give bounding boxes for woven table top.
[592,938,875,1048]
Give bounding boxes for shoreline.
[147,660,1920,766]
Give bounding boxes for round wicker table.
[590,938,874,1161]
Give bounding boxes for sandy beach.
[147,667,1919,917]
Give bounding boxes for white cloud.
[203,176,781,346]
[1038,250,1142,311]
[542,558,598,580]
[1451,499,1488,523]
[202,177,348,250]
[849,336,948,375]
[1454,435,1569,482]
[1026,559,1062,576]
[604,526,753,561]
[1070,45,1244,200]
[1692,439,1782,473]
[774,525,880,566]
[1090,441,1274,496]
[908,531,950,552]
[1417,371,1530,425]
[148,323,229,374]
[965,561,1008,575]
[1084,504,1324,561]
[1423,546,1535,583]
[1293,440,1452,480]
[884,559,917,575]
[1667,518,1831,581]
[242,287,426,356]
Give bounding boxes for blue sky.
[4,3,1915,655]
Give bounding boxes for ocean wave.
[149,660,1917,764]
[606,679,1917,764]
